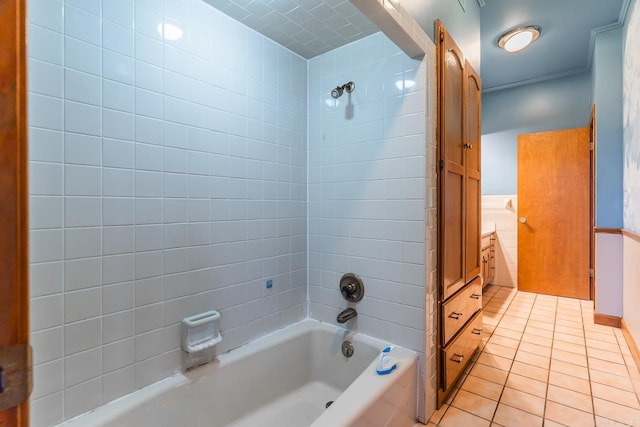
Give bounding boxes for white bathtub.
[59,319,418,427]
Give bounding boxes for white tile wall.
[481,195,518,287]
[307,31,434,422]
[28,0,307,424]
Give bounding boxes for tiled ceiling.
[202,0,379,59]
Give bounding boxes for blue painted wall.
[481,72,592,195]
[592,28,624,228]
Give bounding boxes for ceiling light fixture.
[497,26,541,53]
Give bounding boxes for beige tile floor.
[428,285,640,427]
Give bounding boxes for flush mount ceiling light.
[497,26,541,53]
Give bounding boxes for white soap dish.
[181,310,222,353]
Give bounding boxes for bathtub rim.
[56,318,417,427]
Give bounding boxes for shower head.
[330,81,355,99]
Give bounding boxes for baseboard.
[594,312,622,328]
[621,319,640,371]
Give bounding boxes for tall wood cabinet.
[436,21,483,406]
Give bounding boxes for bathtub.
[59,319,418,427]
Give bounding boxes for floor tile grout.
[432,285,640,427]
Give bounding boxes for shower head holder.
[331,81,355,99]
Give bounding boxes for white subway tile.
[102,310,134,344]
[135,88,163,119]
[135,303,163,333]
[65,133,101,166]
[135,224,163,252]
[31,294,63,332]
[30,196,63,230]
[103,109,135,141]
[103,197,135,226]
[103,366,135,402]
[134,33,163,67]
[102,338,135,373]
[64,197,101,227]
[31,360,63,400]
[64,5,101,46]
[103,139,134,169]
[28,0,63,31]
[135,198,163,224]
[135,250,163,279]
[135,116,163,145]
[65,257,101,291]
[30,392,64,427]
[63,377,102,420]
[31,261,64,297]
[65,165,102,196]
[64,227,101,259]
[64,317,101,355]
[103,281,134,314]
[28,24,63,65]
[135,276,163,306]
[102,254,135,285]
[103,0,134,29]
[103,226,135,255]
[103,21,134,57]
[135,170,163,197]
[103,168,135,197]
[29,59,63,98]
[64,347,101,387]
[65,37,101,76]
[135,143,163,171]
[135,61,163,93]
[29,128,63,162]
[103,50,134,84]
[30,94,63,131]
[103,80,135,113]
[31,327,63,365]
[64,288,101,323]
[30,229,64,263]
[64,101,101,136]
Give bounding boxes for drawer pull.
[472,328,482,335]
[451,353,464,363]
[470,294,481,300]
[449,312,463,320]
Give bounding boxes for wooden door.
[437,21,466,300]
[0,0,31,425]
[517,128,591,299]
[465,62,481,282]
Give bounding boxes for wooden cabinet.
[436,20,482,406]
[481,232,496,286]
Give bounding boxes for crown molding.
[586,0,631,68]
[482,67,588,94]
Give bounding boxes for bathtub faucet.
[337,307,357,324]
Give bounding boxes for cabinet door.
[438,22,466,300]
[464,63,482,282]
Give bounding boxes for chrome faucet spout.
[337,307,357,324]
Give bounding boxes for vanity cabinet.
[436,20,482,407]
[481,232,496,286]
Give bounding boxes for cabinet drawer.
[442,277,482,344]
[442,311,483,392]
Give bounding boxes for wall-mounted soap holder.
[181,310,222,353]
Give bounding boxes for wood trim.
[594,313,621,328]
[595,228,623,234]
[622,229,640,244]
[621,319,640,374]
[0,0,29,425]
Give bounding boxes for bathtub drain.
[325,401,334,409]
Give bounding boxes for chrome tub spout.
[337,307,357,324]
